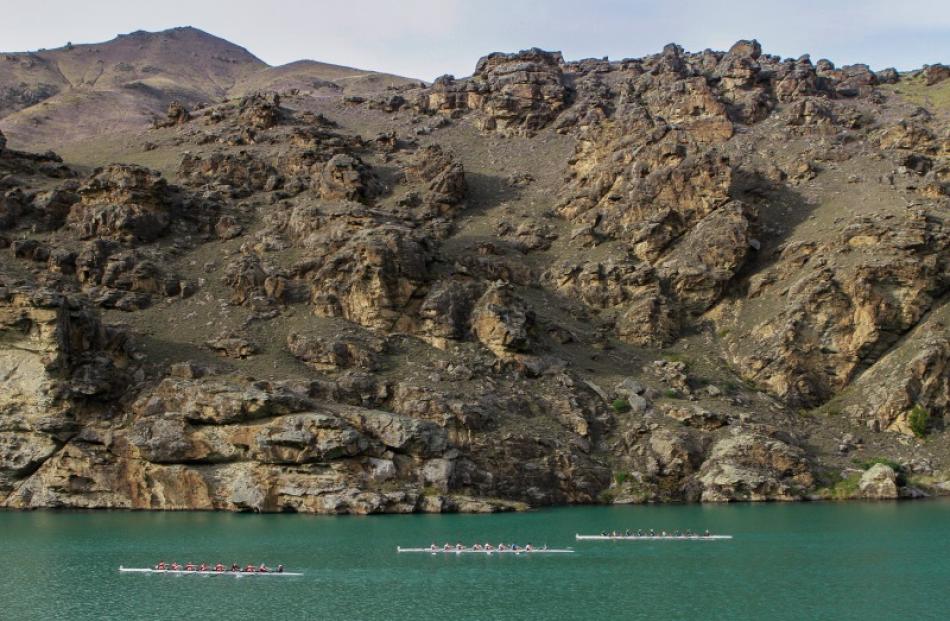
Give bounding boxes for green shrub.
[852,458,907,486]
[611,398,631,413]
[614,472,628,486]
[853,457,903,472]
[663,389,680,399]
[908,404,930,438]
[598,490,616,504]
[828,473,862,500]
[662,353,689,369]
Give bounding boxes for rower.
[258,564,268,573]
[456,543,463,551]
[276,565,284,573]
[624,529,631,536]
[185,562,196,571]
[199,563,208,572]
[485,543,494,551]
[637,529,644,537]
[443,543,451,551]
[155,561,166,570]
[244,564,256,573]
[473,544,482,551]
[525,544,533,552]
[171,562,181,571]
[601,531,608,536]
[429,543,437,552]
[230,563,240,572]
[704,529,711,537]
[648,529,655,536]
[674,530,681,537]
[498,543,506,551]
[215,563,225,572]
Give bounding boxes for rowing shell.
[119,566,303,576]
[397,547,574,554]
[575,534,732,541]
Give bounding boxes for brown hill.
[0,27,416,151]
[229,59,421,98]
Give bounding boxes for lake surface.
[1,501,948,620]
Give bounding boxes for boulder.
[420,48,567,133]
[238,92,282,129]
[316,154,380,203]
[858,464,899,499]
[663,405,728,430]
[287,332,384,371]
[0,432,59,493]
[153,101,191,128]
[68,165,176,242]
[697,432,814,501]
[337,407,447,457]
[471,282,535,356]
[923,64,950,86]
[307,224,433,331]
[402,144,466,208]
[615,378,645,400]
[178,151,277,195]
[206,332,258,359]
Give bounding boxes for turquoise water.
[1,501,948,620]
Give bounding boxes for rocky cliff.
[1,32,948,513]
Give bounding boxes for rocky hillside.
[0,33,948,513]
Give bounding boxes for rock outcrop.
[697,432,815,502]
[2,35,949,513]
[858,463,900,499]
[418,48,567,133]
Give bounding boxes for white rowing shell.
[119,567,303,576]
[396,547,573,554]
[575,534,733,540]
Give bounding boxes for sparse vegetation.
[883,74,950,110]
[852,457,903,472]
[821,472,862,500]
[663,389,680,399]
[908,404,930,439]
[614,472,628,486]
[852,458,907,485]
[662,352,689,368]
[611,398,631,413]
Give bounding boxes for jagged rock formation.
[1,31,949,512]
[418,48,567,134]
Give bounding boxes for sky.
[2,0,948,80]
